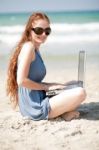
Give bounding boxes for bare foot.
[61,111,80,121]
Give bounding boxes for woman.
[6,12,86,121]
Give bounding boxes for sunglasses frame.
[31,27,51,36]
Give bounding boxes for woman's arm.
[17,42,66,91]
[42,82,66,91]
[17,42,48,91]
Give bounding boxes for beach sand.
[0,63,99,150]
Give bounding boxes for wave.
[0,25,24,34]
[0,23,99,45]
[48,34,99,43]
[0,23,99,33]
[51,23,99,34]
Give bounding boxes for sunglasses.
[31,27,51,36]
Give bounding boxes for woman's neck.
[31,40,40,50]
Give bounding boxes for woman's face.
[31,19,51,46]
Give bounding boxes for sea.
[0,11,99,79]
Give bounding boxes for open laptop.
[46,50,86,97]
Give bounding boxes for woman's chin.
[36,39,46,44]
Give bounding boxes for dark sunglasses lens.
[34,27,43,35]
[32,27,51,36]
[45,28,51,35]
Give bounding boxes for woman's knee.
[76,87,86,102]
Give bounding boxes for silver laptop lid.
[78,50,86,88]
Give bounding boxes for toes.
[75,111,80,119]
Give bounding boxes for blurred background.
[0,0,99,93]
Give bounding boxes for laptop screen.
[78,50,86,88]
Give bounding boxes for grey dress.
[18,50,51,120]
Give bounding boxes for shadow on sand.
[78,102,99,121]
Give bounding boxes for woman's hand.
[43,80,79,92]
[46,83,66,91]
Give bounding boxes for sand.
[0,67,99,150]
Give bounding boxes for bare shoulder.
[19,42,35,61]
[22,41,35,53]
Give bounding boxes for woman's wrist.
[42,84,49,91]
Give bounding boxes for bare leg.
[48,87,86,119]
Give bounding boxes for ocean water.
[0,11,99,53]
[0,11,99,75]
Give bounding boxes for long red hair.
[6,12,50,108]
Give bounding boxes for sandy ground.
[0,68,99,150]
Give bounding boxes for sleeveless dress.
[18,50,51,120]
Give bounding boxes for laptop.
[46,50,86,97]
